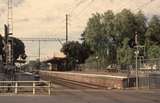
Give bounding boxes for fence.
[0,81,52,95]
[78,58,160,89]
[137,58,160,89]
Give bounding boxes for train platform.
[39,71,134,89]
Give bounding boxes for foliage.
[147,45,160,58]
[11,37,27,62]
[145,15,160,45]
[0,35,27,63]
[82,9,160,69]
[0,35,3,55]
[61,41,93,70]
[117,38,134,67]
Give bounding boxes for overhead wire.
[52,0,88,37]
[69,0,95,33]
[67,0,158,42]
[133,0,156,12]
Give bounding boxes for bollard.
[33,82,36,95]
[15,82,18,94]
[48,82,51,96]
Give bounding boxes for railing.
[0,81,52,96]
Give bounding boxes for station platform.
[39,71,135,89]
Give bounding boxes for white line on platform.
[45,71,127,79]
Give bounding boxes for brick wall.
[39,71,130,89]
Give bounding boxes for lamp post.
[135,49,139,89]
[135,32,139,89]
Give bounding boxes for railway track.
[53,77,106,90]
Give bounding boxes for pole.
[8,0,13,34]
[4,25,9,65]
[38,40,41,69]
[65,14,69,70]
[135,32,139,89]
[136,46,138,89]
[66,14,68,43]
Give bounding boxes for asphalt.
[0,72,159,103]
[0,90,160,103]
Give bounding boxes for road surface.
[0,72,160,103]
[0,89,160,103]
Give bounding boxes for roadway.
[0,90,160,103]
[0,72,160,103]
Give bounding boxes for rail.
[0,81,52,96]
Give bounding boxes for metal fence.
[0,81,52,95]
[78,58,160,89]
[137,58,160,89]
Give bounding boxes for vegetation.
[81,9,160,69]
[61,41,93,70]
[0,35,27,63]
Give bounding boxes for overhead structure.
[8,0,13,35]
[4,0,13,65]
[2,0,15,81]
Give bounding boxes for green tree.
[135,11,147,44]
[145,15,160,45]
[145,15,160,59]
[61,41,93,70]
[117,38,134,69]
[82,9,159,70]
[147,45,160,58]
[12,37,27,62]
[114,10,147,67]
[0,36,27,63]
[0,35,3,55]
[114,9,137,45]
[83,11,117,66]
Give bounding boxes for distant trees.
[0,35,27,63]
[11,37,27,62]
[61,41,93,70]
[82,9,160,69]
[145,15,160,59]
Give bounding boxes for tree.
[83,11,117,66]
[145,15,160,45]
[61,41,93,70]
[114,9,137,45]
[145,15,160,59]
[0,36,27,63]
[82,9,149,69]
[12,37,27,62]
[0,35,3,55]
[147,45,160,58]
[114,10,146,68]
[81,9,160,70]
[134,11,147,44]
[117,38,134,69]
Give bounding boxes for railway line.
[52,77,105,90]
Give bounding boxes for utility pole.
[5,0,13,65]
[66,14,69,43]
[8,0,13,34]
[3,0,15,81]
[38,40,41,69]
[65,14,69,70]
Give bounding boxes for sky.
[0,0,159,60]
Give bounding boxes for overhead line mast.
[8,0,13,34]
